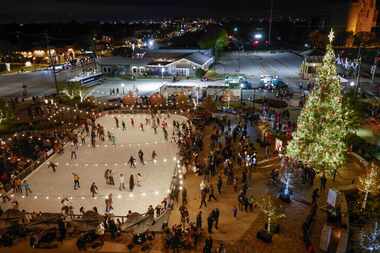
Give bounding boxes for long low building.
[96,49,214,77]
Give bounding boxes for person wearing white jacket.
[136,173,143,187]
[119,173,125,191]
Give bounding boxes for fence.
[3,108,187,232]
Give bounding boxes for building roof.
[182,52,213,66]
[97,49,213,67]
[96,56,150,66]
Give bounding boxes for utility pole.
[355,43,362,96]
[268,0,274,46]
[45,32,59,94]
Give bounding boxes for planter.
[256,229,272,243]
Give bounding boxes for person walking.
[217,241,226,253]
[199,189,207,208]
[181,187,187,205]
[320,173,327,191]
[203,236,213,253]
[119,173,126,191]
[207,213,214,234]
[196,211,202,229]
[208,184,217,202]
[90,182,98,197]
[129,174,135,191]
[213,208,220,230]
[72,173,80,190]
[217,175,223,194]
[312,188,320,205]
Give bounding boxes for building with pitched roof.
[96,49,214,77]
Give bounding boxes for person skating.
[90,182,98,197]
[136,173,143,187]
[128,156,136,168]
[122,121,126,131]
[138,150,144,164]
[105,193,113,212]
[70,143,78,160]
[119,173,126,190]
[152,150,157,160]
[129,174,135,191]
[48,162,57,173]
[130,118,134,127]
[21,180,32,196]
[108,170,115,185]
[104,169,110,184]
[114,116,119,128]
[140,123,144,132]
[72,173,80,190]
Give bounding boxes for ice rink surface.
[2,113,186,216]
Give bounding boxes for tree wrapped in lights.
[357,163,380,210]
[286,29,355,176]
[257,196,285,233]
[360,222,380,253]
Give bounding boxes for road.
[0,64,95,97]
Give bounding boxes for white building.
[96,49,214,77]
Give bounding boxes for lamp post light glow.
[121,83,125,95]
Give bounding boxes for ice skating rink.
[3,113,186,216]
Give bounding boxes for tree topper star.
[328,29,335,43]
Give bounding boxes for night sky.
[0,0,365,23]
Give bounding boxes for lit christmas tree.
[361,222,380,253]
[357,163,380,210]
[257,196,285,233]
[286,29,354,176]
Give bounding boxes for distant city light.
[148,39,154,48]
[254,33,263,40]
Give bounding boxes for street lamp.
[161,67,165,80]
[121,83,125,95]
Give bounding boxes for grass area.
[205,69,226,81]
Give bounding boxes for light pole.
[121,83,125,95]
[268,0,274,46]
[355,43,362,96]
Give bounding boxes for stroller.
[76,230,103,251]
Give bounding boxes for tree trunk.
[362,191,369,210]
